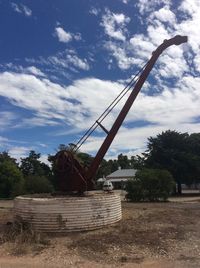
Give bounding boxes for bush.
[25,175,54,194]
[126,169,175,202]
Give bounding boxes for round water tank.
[14,192,122,232]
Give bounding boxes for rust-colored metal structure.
[54,35,187,193]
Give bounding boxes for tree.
[186,133,200,186]
[130,155,145,169]
[0,159,24,198]
[20,150,51,178]
[20,150,53,193]
[0,151,18,165]
[144,130,200,194]
[117,153,130,169]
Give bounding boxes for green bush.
[126,169,175,202]
[25,175,54,194]
[126,179,144,202]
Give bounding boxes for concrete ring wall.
[14,192,122,232]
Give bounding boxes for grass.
[0,218,50,256]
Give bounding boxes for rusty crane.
[54,35,188,193]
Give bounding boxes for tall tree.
[0,152,24,198]
[117,153,130,169]
[20,150,51,177]
[144,130,200,194]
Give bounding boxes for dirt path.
[0,200,200,268]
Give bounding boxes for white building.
[106,168,137,189]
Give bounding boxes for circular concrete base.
[14,192,122,232]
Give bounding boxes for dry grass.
[0,218,50,256]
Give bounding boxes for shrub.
[126,179,144,202]
[126,169,175,202]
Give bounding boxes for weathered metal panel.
[14,192,122,232]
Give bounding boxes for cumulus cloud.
[54,27,82,43]
[149,5,176,25]
[0,70,200,156]
[55,27,73,43]
[101,8,130,41]
[136,0,171,15]
[3,0,200,159]
[11,2,32,17]
[102,0,196,81]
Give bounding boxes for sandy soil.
[0,198,200,268]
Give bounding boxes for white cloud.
[104,41,144,70]
[1,64,46,77]
[25,49,90,74]
[22,5,32,16]
[178,0,199,16]
[8,146,32,162]
[54,27,82,43]
[89,7,100,16]
[101,8,130,41]
[149,5,176,26]
[0,71,200,157]
[0,136,8,143]
[65,53,89,70]
[55,27,73,43]
[48,50,89,71]
[0,111,18,129]
[25,66,46,77]
[11,3,32,17]
[137,0,171,15]
[39,154,50,166]
[122,0,129,4]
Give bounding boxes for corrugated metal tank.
[14,192,122,232]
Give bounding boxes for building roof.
[106,169,137,179]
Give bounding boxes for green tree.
[117,153,130,169]
[130,155,145,169]
[144,130,191,194]
[21,151,53,194]
[20,150,51,177]
[0,151,17,165]
[0,159,24,198]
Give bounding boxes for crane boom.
[86,35,188,182]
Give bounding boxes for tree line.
[0,130,200,198]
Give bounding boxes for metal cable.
[73,62,148,151]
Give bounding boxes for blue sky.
[0,0,200,163]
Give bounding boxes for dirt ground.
[0,197,200,268]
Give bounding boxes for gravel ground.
[0,198,200,268]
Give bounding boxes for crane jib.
[54,35,188,193]
[86,35,188,182]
